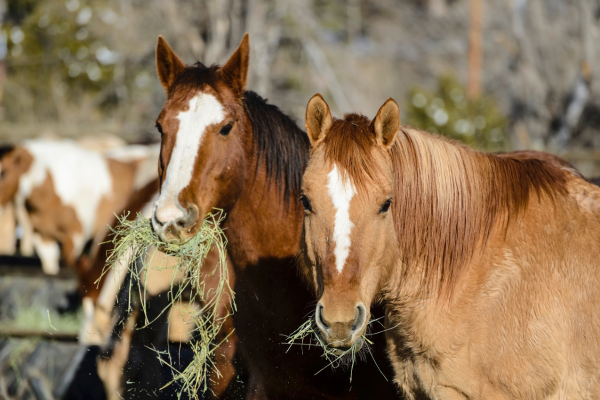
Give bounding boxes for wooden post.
[467,0,483,98]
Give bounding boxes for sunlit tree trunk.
[467,0,482,99]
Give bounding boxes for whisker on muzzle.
[282,313,388,382]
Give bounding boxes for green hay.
[285,317,388,382]
[0,305,82,334]
[100,210,233,399]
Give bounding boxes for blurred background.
[0,0,599,164]
[1,0,600,399]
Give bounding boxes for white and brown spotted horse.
[0,139,159,275]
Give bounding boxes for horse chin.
[325,336,364,356]
[351,336,365,353]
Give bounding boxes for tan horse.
[299,94,600,399]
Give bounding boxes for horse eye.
[219,123,233,136]
[379,199,392,214]
[300,195,312,213]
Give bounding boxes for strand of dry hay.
[99,211,233,398]
[284,316,388,382]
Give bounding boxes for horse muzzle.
[315,302,368,355]
[152,202,200,244]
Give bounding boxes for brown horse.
[299,94,600,399]
[151,35,398,399]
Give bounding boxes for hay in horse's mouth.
[325,336,365,356]
[284,317,386,382]
[99,210,233,399]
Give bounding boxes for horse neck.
[383,127,568,350]
[223,123,304,269]
[382,249,487,360]
[398,128,569,292]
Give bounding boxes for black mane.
[243,91,310,204]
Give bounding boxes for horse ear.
[221,33,250,97]
[10,147,33,174]
[305,94,333,146]
[373,98,400,149]
[156,36,186,93]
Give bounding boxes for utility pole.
[467,0,483,98]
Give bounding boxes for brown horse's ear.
[305,94,333,146]
[373,98,400,149]
[156,36,186,93]
[221,33,250,97]
[9,147,33,175]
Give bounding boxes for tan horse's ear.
[221,33,250,97]
[373,98,400,149]
[305,94,333,146]
[156,36,186,93]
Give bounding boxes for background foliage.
[0,0,599,158]
[406,75,508,152]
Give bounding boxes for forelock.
[321,114,386,194]
[168,64,221,99]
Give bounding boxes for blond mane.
[321,113,384,191]
[390,126,568,295]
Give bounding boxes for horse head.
[299,94,401,354]
[152,34,251,244]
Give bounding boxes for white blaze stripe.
[154,93,225,222]
[327,164,356,273]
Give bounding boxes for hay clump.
[285,316,388,382]
[101,211,233,398]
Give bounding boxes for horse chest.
[386,318,485,400]
[391,351,479,400]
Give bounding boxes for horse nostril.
[316,304,329,330]
[352,303,367,332]
[153,214,164,227]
